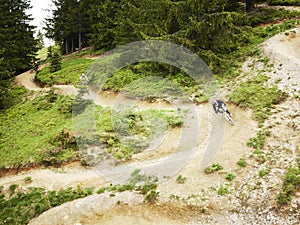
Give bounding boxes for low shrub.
[0,185,93,224]
[204,163,223,174]
[278,166,300,204]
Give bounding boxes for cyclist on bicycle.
[212,99,234,124]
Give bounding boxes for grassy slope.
[36,47,48,61]
[1,20,298,169]
[36,58,94,86]
[0,6,300,224]
[0,86,183,168]
[0,90,75,168]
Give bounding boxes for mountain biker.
[212,99,234,125]
[212,99,231,116]
[34,61,39,72]
[80,73,88,84]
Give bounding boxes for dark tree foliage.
[246,0,255,13]
[50,48,62,73]
[88,0,121,50]
[114,0,170,45]
[0,0,38,79]
[36,30,44,49]
[45,0,92,54]
[46,0,253,72]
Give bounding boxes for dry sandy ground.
[3,24,300,225]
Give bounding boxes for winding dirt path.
[15,69,43,91]
[11,26,300,223]
[5,58,258,224]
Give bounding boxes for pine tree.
[36,30,44,49]
[114,0,169,45]
[47,46,53,60]
[50,48,62,73]
[0,0,38,79]
[45,0,92,54]
[88,0,120,50]
[246,0,255,13]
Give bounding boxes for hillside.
[0,25,298,224]
[1,6,300,225]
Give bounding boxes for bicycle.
[212,99,234,125]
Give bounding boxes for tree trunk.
[246,0,254,13]
[71,35,74,52]
[79,32,82,50]
[65,38,69,54]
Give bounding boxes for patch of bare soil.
[0,162,106,191]
[15,70,43,91]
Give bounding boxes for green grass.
[36,58,94,86]
[72,47,105,57]
[278,165,300,204]
[237,158,247,168]
[0,89,76,168]
[96,169,159,203]
[247,8,300,27]
[0,80,28,110]
[36,47,48,61]
[226,173,235,181]
[122,75,190,102]
[230,74,287,125]
[91,105,184,160]
[259,168,268,177]
[247,129,271,150]
[0,185,93,225]
[103,67,148,92]
[101,64,199,101]
[204,163,223,174]
[269,0,300,6]
[0,82,184,169]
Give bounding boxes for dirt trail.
[10,71,255,178]
[8,25,300,224]
[15,70,42,91]
[261,25,300,96]
[8,56,255,224]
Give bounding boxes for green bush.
[204,163,223,174]
[9,184,19,196]
[237,158,247,168]
[0,185,93,224]
[176,175,187,184]
[247,129,271,150]
[217,185,229,196]
[230,74,287,124]
[278,166,300,204]
[226,173,235,181]
[95,169,159,203]
[247,8,300,27]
